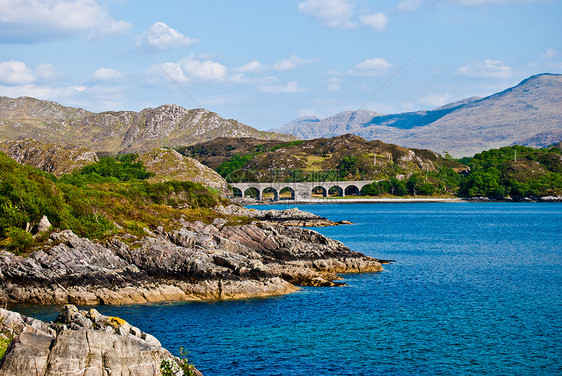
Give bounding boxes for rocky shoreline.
[0,207,383,306]
[0,305,203,376]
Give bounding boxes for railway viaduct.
[229,181,374,201]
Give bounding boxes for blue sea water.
[11,203,562,375]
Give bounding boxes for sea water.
[12,203,562,375]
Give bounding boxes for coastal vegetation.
[0,152,229,254]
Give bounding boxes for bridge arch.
[262,187,279,201]
[328,185,344,197]
[244,187,261,200]
[312,186,327,197]
[279,187,295,200]
[229,180,375,201]
[345,185,360,196]
[232,187,243,198]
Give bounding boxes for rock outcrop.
[0,139,231,196]
[215,205,351,226]
[0,139,98,175]
[0,305,203,376]
[0,215,382,306]
[140,148,230,196]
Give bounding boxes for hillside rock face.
[140,148,230,196]
[0,305,203,376]
[0,97,296,154]
[0,139,98,175]
[0,212,383,306]
[274,74,562,157]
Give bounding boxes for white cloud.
[137,22,198,52]
[349,57,392,76]
[298,0,357,29]
[148,55,229,84]
[0,84,86,101]
[273,55,316,71]
[0,60,61,85]
[359,13,389,30]
[540,48,557,58]
[418,93,452,107]
[259,81,306,94]
[398,0,424,11]
[89,68,123,82]
[179,56,228,81]
[457,59,512,79]
[237,61,264,73]
[0,0,132,43]
[0,61,34,85]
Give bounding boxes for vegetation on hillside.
[458,145,562,198]
[184,137,561,199]
[0,152,229,254]
[182,135,466,184]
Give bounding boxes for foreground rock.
[0,217,382,305]
[0,305,202,376]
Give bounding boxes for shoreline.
[234,196,562,205]
[248,197,466,205]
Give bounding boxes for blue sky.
[0,0,561,130]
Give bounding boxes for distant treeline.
[359,145,561,198]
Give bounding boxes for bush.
[4,227,35,254]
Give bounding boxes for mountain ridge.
[273,73,562,157]
[0,97,297,154]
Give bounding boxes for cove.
[13,202,562,375]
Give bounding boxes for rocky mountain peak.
[0,97,296,154]
[274,73,562,157]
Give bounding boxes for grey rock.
[0,207,382,306]
[35,216,51,234]
[0,306,200,376]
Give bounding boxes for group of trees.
[458,145,562,198]
[359,169,459,197]
[359,145,561,198]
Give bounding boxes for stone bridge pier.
[229,181,374,201]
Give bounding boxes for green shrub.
[4,227,35,254]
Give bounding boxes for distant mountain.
[273,74,562,157]
[0,97,296,154]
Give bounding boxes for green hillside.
[0,152,232,254]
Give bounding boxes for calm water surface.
[12,203,562,375]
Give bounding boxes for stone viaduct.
[230,181,374,201]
